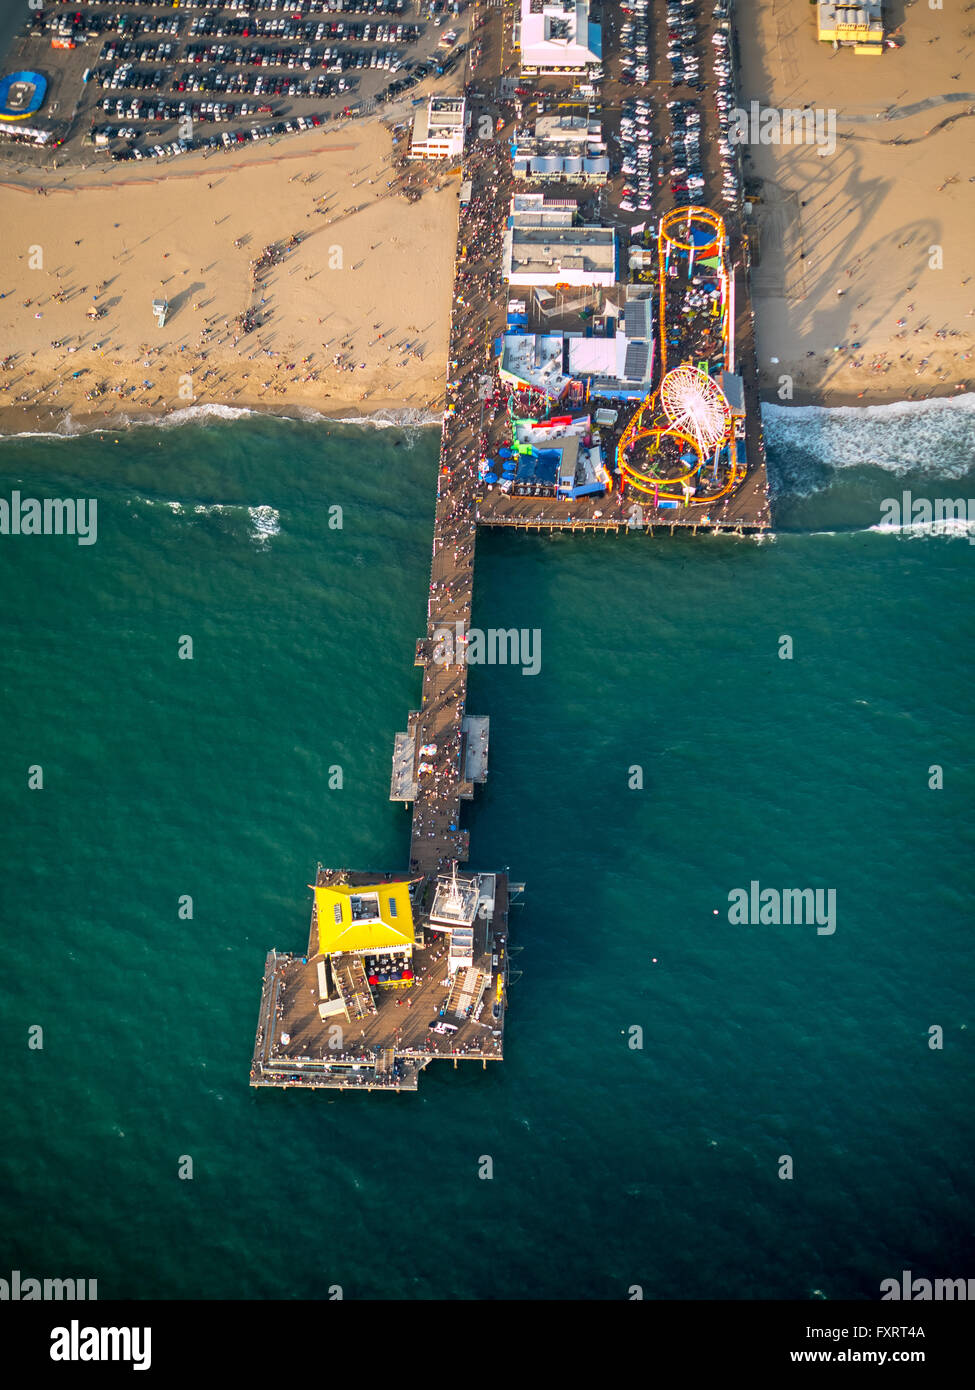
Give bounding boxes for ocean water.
[0,400,972,1300]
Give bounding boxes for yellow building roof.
[313,881,415,956]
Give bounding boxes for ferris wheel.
[659,366,731,450]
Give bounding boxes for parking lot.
[1,0,472,166]
[605,0,744,230]
[502,0,746,269]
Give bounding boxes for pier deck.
[250,872,509,1092]
[476,468,768,532]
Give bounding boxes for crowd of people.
[407,116,514,877]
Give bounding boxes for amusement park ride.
[616,206,745,505]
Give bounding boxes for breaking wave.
[328,407,441,429]
[130,495,281,544]
[248,505,281,544]
[0,400,439,441]
[149,403,258,427]
[866,516,975,540]
[763,395,975,498]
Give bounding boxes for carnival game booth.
[498,292,655,409]
[566,294,655,401]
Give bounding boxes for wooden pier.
[393,0,771,889]
[251,870,511,1093]
[251,0,770,1094]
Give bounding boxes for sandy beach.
[1,7,973,433]
[739,0,975,403]
[0,121,458,433]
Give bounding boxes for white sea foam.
[154,403,259,428]
[762,394,975,487]
[0,408,231,438]
[134,494,279,541]
[866,516,975,541]
[790,519,975,541]
[0,429,75,442]
[765,394,975,424]
[134,496,224,513]
[330,406,441,429]
[249,505,281,544]
[0,411,109,441]
[704,528,776,544]
[1,401,440,441]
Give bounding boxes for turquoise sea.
[0,400,972,1300]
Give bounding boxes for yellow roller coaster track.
[617,207,738,502]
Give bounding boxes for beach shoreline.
[4,380,974,442]
[0,396,444,439]
[1,9,973,440]
[0,121,459,441]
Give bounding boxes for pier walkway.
[403,91,513,875]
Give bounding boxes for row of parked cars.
[98,39,176,62]
[711,4,740,208]
[33,0,412,43]
[100,114,328,160]
[32,9,176,42]
[667,100,706,198]
[98,65,167,91]
[115,14,181,36]
[184,42,405,72]
[220,0,406,10]
[99,59,377,97]
[188,14,417,43]
[618,0,650,87]
[98,90,346,119]
[618,97,655,213]
[248,67,356,93]
[665,0,702,90]
[60,0,406,11]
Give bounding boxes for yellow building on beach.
[817,0,884,55]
